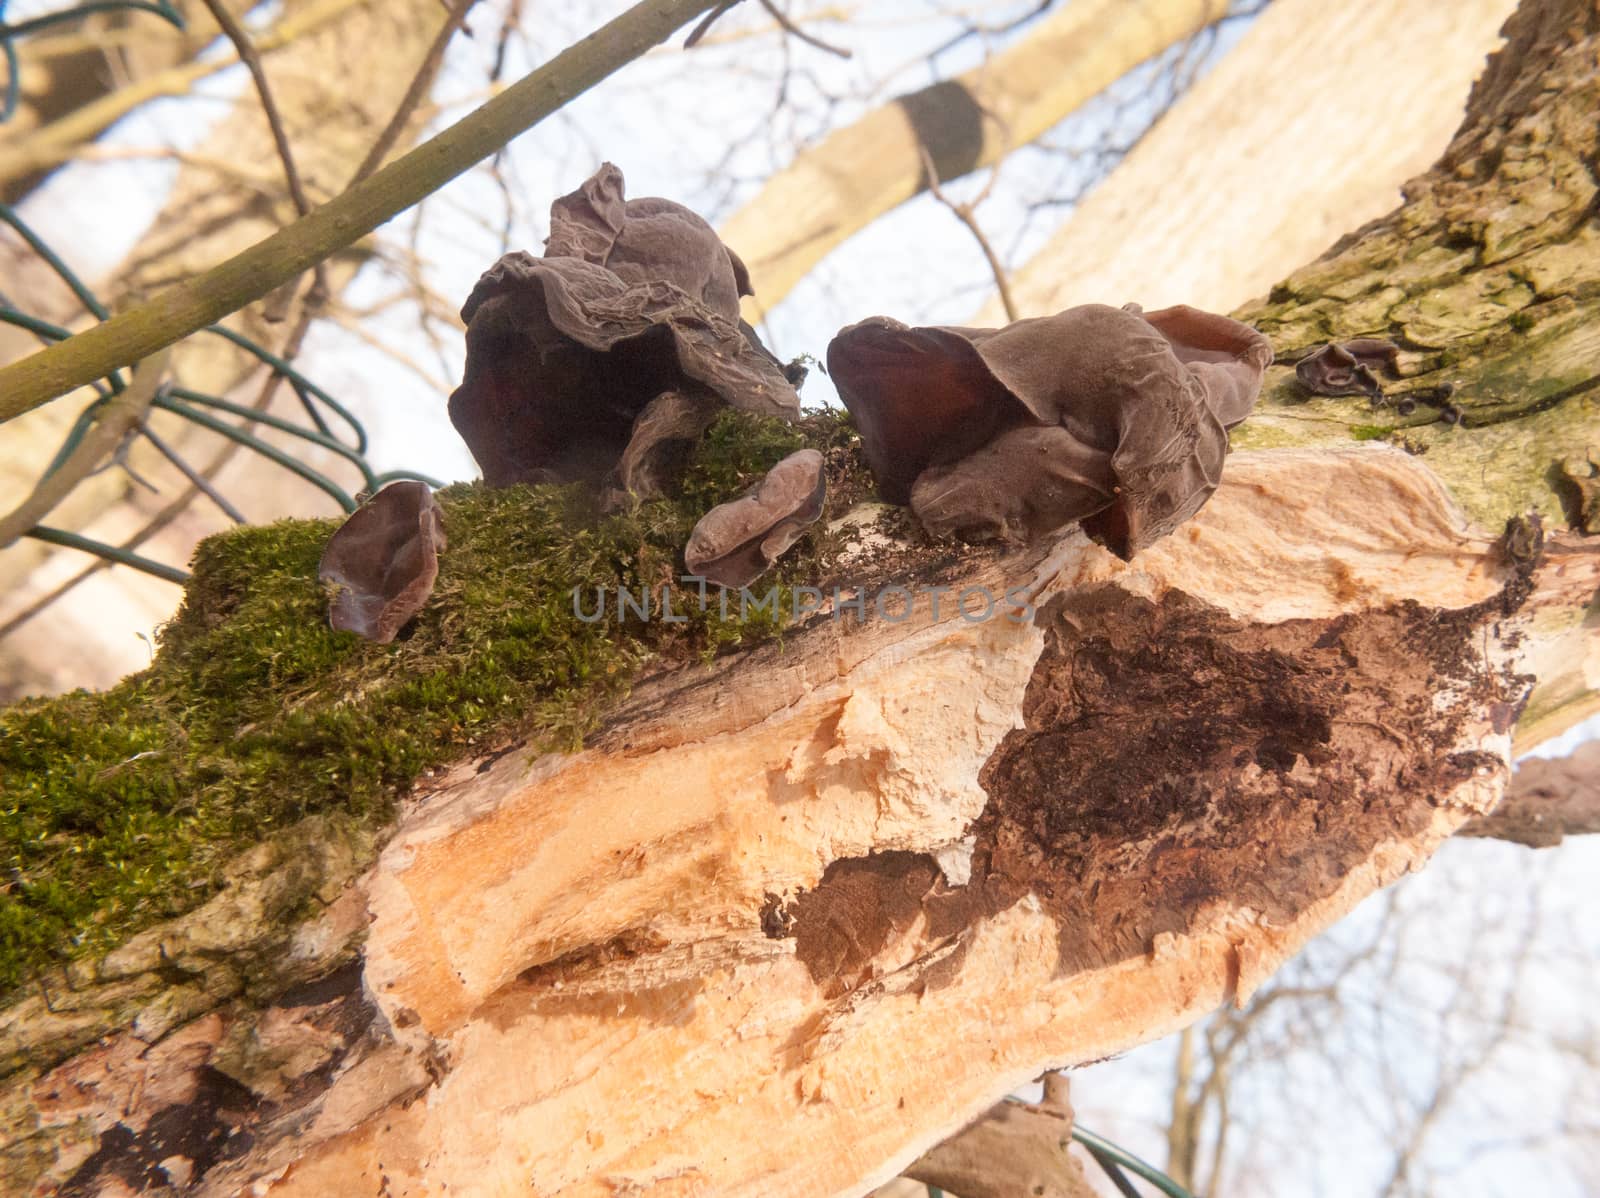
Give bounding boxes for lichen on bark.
[1232,0,1600,528]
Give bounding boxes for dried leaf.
[319,481,445,643]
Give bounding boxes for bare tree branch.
[904,1073,1096,1198]
[0,0,726,426]
[0,349,170,548]
[757,0,851,58]
[1458,741,1600,847]
[918,132,1016,321]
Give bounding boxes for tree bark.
[2,1,1598,1195]
[973,0,1522,322]
[718,0,1233,315]
[1232,0,1600,745]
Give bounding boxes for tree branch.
[0,349,170,548]
[0,0,371,193]
[903,1074,1096,1198]
[0,0,723,426]
[1457,741,1600,848]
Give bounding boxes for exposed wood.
[719,0,1232,316]
[1459,740,1600,846]
[2,2,1598,1195]
[975,0,1521,322]
[7,446,1594,1195]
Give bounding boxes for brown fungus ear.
[448,164,801,495]
[827,303,1271,559]
[684,448,826,589]
[1295,338,1400,399]
[318,481,445,644]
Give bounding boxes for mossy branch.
[0,0,723,426]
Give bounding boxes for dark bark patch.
[787,851,1013,997]
[970,585,1526,977]
[61,1066,260,1196]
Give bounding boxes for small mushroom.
[684,448,826,589]
[318,480,445,643]
[447,163,802,501]
[826,302,1272,558]
[1294,338,1400,400]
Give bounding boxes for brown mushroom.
[826,302,1272,558]
[318,480,446,643]
[684,448,826,589]
[1295,338,1400,399]
[447,163,802,502]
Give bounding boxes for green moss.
[1348,424,1392,441]
[0,408,863,1000]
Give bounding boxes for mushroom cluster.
[826,302,1272,558]
[447,162,803,504]
[320,165,1278,641]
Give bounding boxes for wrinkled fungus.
[448,163,802,500]
[319,480,446,643]
[1295,338,1400,400]
[826,302,1271,558]
[684,448,826,588]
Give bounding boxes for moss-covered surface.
[0,408,869,1002]
[1226,8,1600,532]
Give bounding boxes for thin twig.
[351,0,478,184]
[0,349,171,548]
[685,0,741,47]
[198,0,330,313]
[136,419,248,524]
[918,142,1017,322]
[756,0,850,57]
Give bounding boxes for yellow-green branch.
[0,0,722,426]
